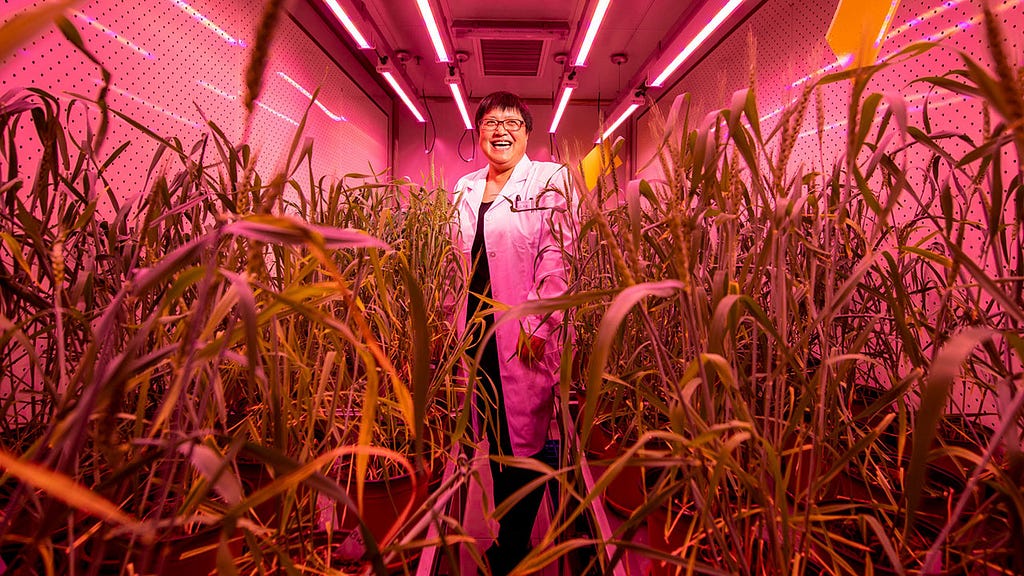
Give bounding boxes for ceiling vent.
[451,20,568,78]
[479,38,544,76]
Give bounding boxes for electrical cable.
[422,88,436,154]
[457,128,476,162]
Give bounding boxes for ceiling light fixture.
[573,0,611,67]
[549,72,578,133]
[448,83,472,130]
[599,93,644,141]
[323,0,372,49]
[650,0,747,87]
[445,68,473,130]
[377,60,425,122]
[416,0,451,62]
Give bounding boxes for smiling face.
[478,107,529,174]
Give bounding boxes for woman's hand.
[517,328,547,366]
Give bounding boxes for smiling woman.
[474,94,534,189]
[450,91,577,575]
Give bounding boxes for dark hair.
[474,91,533,134]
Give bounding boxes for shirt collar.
[458,155,533,207]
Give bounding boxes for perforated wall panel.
[1,0,388,206]
[636,0,1023,420]
[639,0,1021,178]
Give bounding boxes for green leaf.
[398,258,431,464]
[0,0,81,62]
[905,327,993,531]
[898,245,952,268]
[180,443,242,505]
[856,93,883,150]
[0,232,41,289]
[0,447,142,529]
[581,280,684,447]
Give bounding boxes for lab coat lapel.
[456,167,488,231]
[508,155,532,188]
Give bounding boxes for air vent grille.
[479,38,544,76]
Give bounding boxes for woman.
[452,91,575,574]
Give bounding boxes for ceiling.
[333,0,709,106]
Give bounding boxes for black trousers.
[485,456,546,575]
[473,332,547,576]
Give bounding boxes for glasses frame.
[478,118,526,132]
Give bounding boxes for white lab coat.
[452,155,575,456]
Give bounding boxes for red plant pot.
[586,424,649,517]
[337,470,429,544]
[645,506,694,576]
[81,527,244,576]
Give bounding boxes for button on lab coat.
[453,155,575,457]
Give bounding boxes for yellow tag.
[826,0,901,69]
[580,139,623,191]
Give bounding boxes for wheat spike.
[982,0,1024,163]
[244,0,285,116]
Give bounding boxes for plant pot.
[782,434,845,503]
[81,526,244,576]
[0,528,69,575]
[336,469,430,543]
[327,460,445,572]
[237,459,285,525]
[931,415,999,485]
[585,423,648,517]
[645,503,696,576]
[848,384,902,451]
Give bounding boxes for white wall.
[1,0,391,208]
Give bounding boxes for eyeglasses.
[479,118,525,132]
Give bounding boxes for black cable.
[549,132,561,163]
[422,90,436,155]
[457,128,476,162]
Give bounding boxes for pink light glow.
[72,11,155,60]
[255,100,300,126]
[884,0,967,40]
[549,85,575,133]
[907,95,970,113]
[169,0,246,46]
[651,0,747,87]
[790,58,846,88]
[98,79,200,128]
[786,0,1012,96]
[416,0,450,62]
[277,72,347,121]
[323,0,372,49]
[197,80,299,126]
[449,82,472,130]
[198,79,235,99]
[574,0,611,67]
[600,103,640,141]
[873,0,902,48]
[880,0,1018,59]
[382,71,425,122]
[793,95,971,139]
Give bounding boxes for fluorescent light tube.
[323,0,372,49]
[650,0,746,87]
[599,102,640,141]
[416,0,451,62]
[381,70,425,122]
[449,82,472,129]
[574,0,611,67]
[549,84,575,133]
